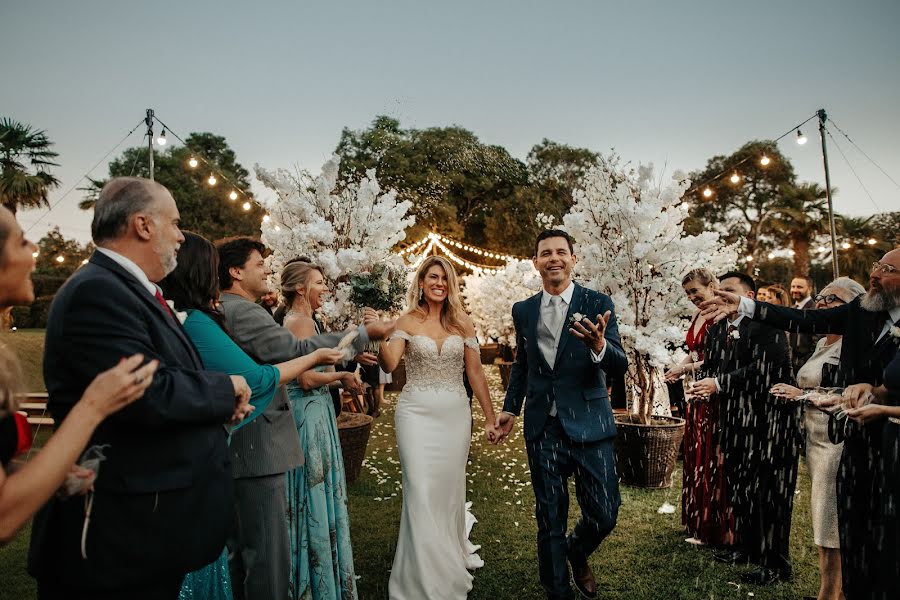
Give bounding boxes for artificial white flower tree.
[255,155,415,326]
[461,259,542,347]
[563,154,737,423]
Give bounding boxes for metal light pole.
[145,108,155,181]
[818,108,839,278]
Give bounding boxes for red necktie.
[154,289,174,319]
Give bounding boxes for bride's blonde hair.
[406,256,467,336]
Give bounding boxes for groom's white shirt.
[541,282,606,416]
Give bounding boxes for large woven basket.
[337,412,374,485]
[614,414,685,488]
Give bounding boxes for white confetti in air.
[657,502,676,514]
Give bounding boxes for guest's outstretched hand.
[313,348,346,366]
[698,290,743,323]
[353,351,379,367]
[365,318,396,341]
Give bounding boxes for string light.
[156,129,167,146]
[207,174,217,186]
[729,172,740,184]
[702,187,713,198]
[841,242,851,250]
[229,190,238,201]
[867,238,877,245]
[768,252,775,259]
[745,255,754,262]
[242,201,251,211]
[796,130,807,145]
[760,155,771,166]
[188,157,198,168]
[55,255,64,263]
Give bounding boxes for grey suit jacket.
[219,293,370,478]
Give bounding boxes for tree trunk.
[625,353,671,424]
[791,235,811,277]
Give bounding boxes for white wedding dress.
[388,331,484,600]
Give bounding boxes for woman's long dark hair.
[159,231,229,331]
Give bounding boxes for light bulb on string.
[188,157,198,168]
[730,172,740,184]
[55,255,65,263]
[242,201,251,211]
[207,174,217,186]
[229,190,238,201]
[702,187,713,198]
[796,130,807,145]
[768,253,775,260]
[262,215,270,223]
[760,155,771,166]
[32,251,38,258]
[841,242,851,250]
[156,129,167,146]
[867,238,877,245]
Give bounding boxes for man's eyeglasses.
[814,294,846,305]
[871,262,898,275]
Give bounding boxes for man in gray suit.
[216,238,394,600]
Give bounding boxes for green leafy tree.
[0,118,61,215]
[34,226,94,278]
[335,116,527,246]
[688,140,796,270]
[835,215,885,284]
[81,133,264,241]
[768,182,832,276]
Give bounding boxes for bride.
[378,256,500,599]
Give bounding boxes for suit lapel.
[528,293,552,372]
[90,252,202,366]
[554,283,582,368]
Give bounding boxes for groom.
[497,229,627,599]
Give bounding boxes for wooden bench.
[16,392,53,430]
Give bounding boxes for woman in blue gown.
[280,260,362,600]
[160,233,344,600]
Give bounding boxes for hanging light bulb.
[188,157,198,168]
[767,252,775,259]
[745,255,754,262]
[702,187,713,198]
[867,238,877,245]
[262,215,271,223]
[841,242,851,250]
[207,174,217,186]
[229,190,238,201]
[32,251,38,258]
[156,129,167,146]
[55,255,65,263]
[730,172,740,184]
[760,155,771,166]
[242,201,251,211]
[796,130,807,145]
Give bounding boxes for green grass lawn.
[0,360,818,599]
[1,328,46,391]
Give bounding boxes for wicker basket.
[337,412,374,485]
[614,414,685,488]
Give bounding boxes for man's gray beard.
[860,287,900,312]
[161,254,178,278]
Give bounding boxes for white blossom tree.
[563,154,737,423]
[461,259,542,347]
[255,155,415,325]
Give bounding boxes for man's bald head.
[91,177,171,244]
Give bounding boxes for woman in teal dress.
[280,260,362,600]
[160,233,344,600]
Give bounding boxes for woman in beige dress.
[770,276,865,600]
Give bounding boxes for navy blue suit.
[28,251,236,598]
[503,283,627,599]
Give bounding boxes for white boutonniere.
[567,312,585,328]
[729,329,741,340]
[890,325,900,343]
[166,300,188,325]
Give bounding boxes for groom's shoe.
[566,549,597,598]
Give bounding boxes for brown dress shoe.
[567,552,597,598]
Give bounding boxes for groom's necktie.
[541,295,566,417]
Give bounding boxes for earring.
[419,288,424,302]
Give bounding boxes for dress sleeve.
[182,311,278,429]
[464,337,480,352]
[392,329,412,341]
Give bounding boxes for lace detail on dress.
[463,337,480,352]
[401,335,467,395]
[392,329,412,342]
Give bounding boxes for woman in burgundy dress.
[665,268,735,547]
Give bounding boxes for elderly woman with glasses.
[769,276,866,600]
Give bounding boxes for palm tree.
[0,118,61,215]
[836,215,886,283]
[769,182,831,276]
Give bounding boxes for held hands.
[483,420,501,444]
[569,311,611,354]
[494,412,517,443]
[229,375,254,426]
[698,290,743,323]
[845,403,887,424]
[843,383,878,408]
[689,378,717,400]
[81,354,159,419]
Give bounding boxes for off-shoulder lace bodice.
[393,331,479,394]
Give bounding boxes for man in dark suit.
[497,230,627,600]
[702,249,900,599]
[216,238,391,600]
[691,272,796,585]
[28,177,252,599]
[789,275,818,372]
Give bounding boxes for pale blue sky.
[2,0,898,243]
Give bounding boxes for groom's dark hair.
[719,271,756,293]
[534,229,574,257]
